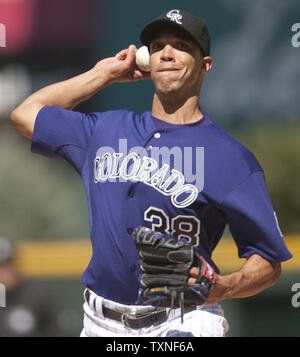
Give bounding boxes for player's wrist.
[208,271,242,303]
[204,273,225,305]
[91,62,116,88]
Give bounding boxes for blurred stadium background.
[0,0,299,336]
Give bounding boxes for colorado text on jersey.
[93,141,205,209]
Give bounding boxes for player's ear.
[202,56,213,73]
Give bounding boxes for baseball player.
[10,9,292,337]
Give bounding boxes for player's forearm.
[10,66,109,139]
[29,66,110,110]
[11,45,147,140]
[207,254,281,304]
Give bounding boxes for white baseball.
[135,46,150,72]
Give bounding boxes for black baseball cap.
[140,9,211,56]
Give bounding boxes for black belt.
[84,289,196,330]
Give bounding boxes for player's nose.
[160,44,175,62]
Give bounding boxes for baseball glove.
[133,226,215,322]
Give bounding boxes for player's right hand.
[94,45,151,85]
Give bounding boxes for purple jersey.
[31,106,292,304]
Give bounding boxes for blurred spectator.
[0,237,80,337]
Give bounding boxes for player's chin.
[154,79,183,94]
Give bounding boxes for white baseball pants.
[80,289,229,337]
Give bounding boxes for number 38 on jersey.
[144,206,200,246]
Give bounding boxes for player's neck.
[151,92,203,125]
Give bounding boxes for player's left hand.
[133,227,216,315]
[188,266,220,305]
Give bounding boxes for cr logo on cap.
[167,9,183,25]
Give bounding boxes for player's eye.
[150,42,163,53]
[175,41,190,51]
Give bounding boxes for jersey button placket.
[127,185,135,235]
[130,264,136,272]
[146,131,161,152]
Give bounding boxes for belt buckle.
[121,313,128,327]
